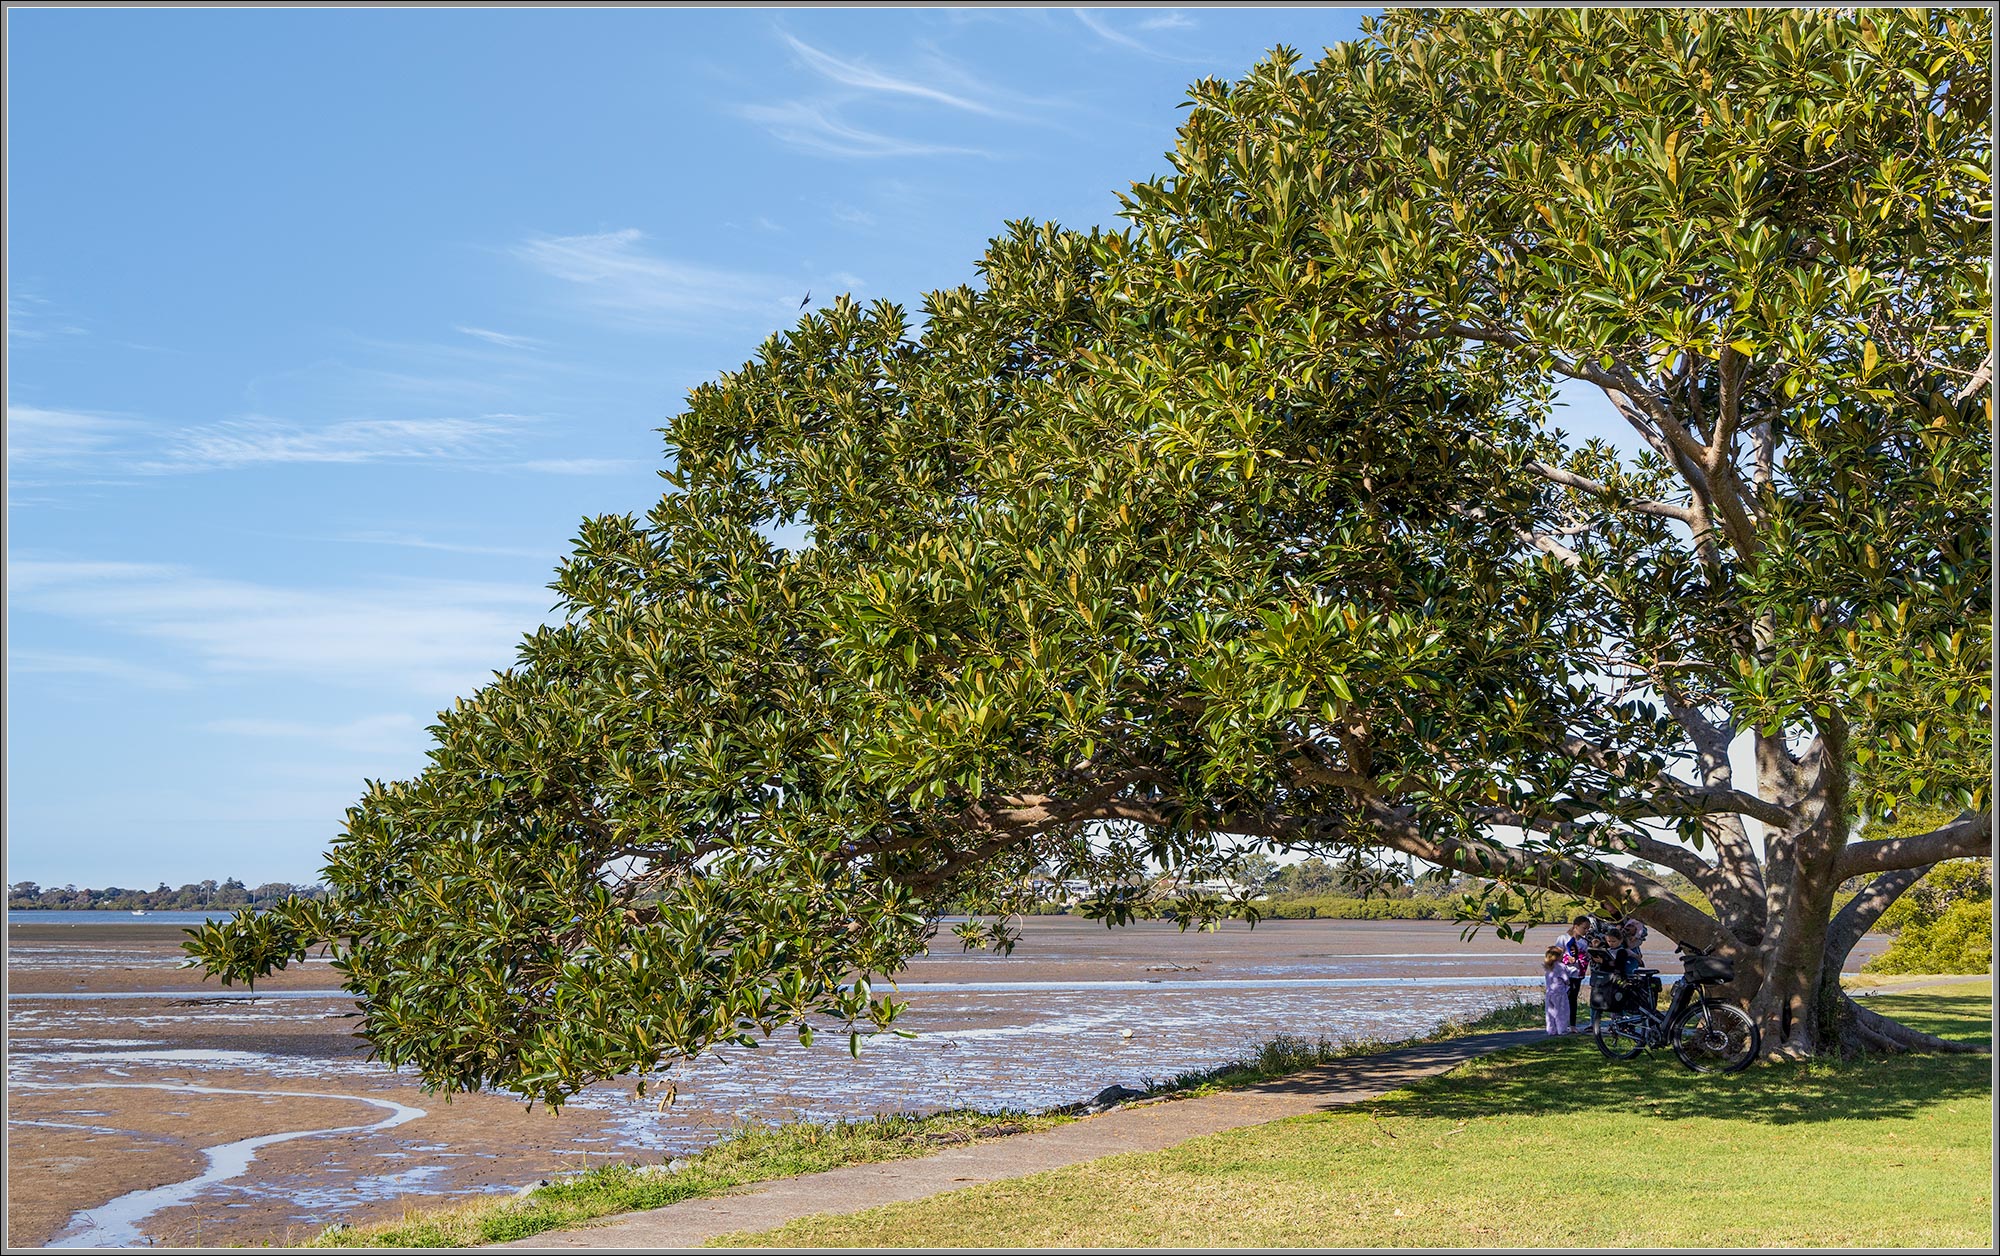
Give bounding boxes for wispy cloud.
[5,405,145,465]
[454,325,544,350]
[136,414,525,473]
[739,28,1044,161]
[781,33,1013,118]
[1073,9,1210,62]
[9,404,538,480]
[8,649,193,691]
[515,457,646,476]
[1138,12,1197,32]
[338,531,552,559]
[738,100,993,160]
[9,559,555,697]
[6,290,88,346]
[205,713,431,756]
[513,228,795,326]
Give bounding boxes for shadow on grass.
[1358,992,1991,1129]
[1859,989,1992,1048]
[1227,1029,1555,1105]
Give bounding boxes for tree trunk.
[1750,820,1845,1056]
[1346,728,1989,1062]
[1743,723,1850,1057]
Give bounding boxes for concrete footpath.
[503,1027,1551,1249]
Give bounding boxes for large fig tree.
[192,7,1989,1100]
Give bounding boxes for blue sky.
[7,7,1629,888]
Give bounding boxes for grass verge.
[302,1108,1071,1248]
[712,987,1992,1249]
[299,996,1540,1248]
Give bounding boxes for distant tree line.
[7,879,327,912]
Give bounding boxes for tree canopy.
[191,7,1991,1103]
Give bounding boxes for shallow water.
[36,1083,425,1248]
[7,911,252,927]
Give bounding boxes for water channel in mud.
[6,916,1888,1247]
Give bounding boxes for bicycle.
[1593,946,1760,1073]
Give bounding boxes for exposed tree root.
[1844,997,1989,1055]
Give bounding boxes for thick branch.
[1559,735,1797,829]
[1624,831,1724,888]
[1952,351,1992,404]
[1526,460,1699,524]
[1823,865,1928,975]
[1647,669,1733,767]
[1358,798,1732,952]
[1709,344,1747,470]
[1835,812,1992,879]
[1517,528,1582,567]
[1654,785,1799,831]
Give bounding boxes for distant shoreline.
[6,908,257,927]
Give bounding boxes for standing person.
[1542,946,1572,1035]
[1557,916,1591,1033]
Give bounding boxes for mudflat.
[8,923,345,995]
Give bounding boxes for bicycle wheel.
[1594,1015,1646,1061]
[1670,1001,1759,1073]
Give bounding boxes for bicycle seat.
[1631,968,1660,977]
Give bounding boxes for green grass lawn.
[712,988,1994,1249]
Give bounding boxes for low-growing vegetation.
[1865,859,1993,974]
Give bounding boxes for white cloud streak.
[454,325,545,350]
[135,415,525,473]
[6,290,87,345]
[204,713,432,756]
[8,559,556,698]
[781,33,1014,117]
[737,100,993,160]
[8,649,193,691]
[516,457,647,476]
[6,406,145,464]
[1072,9,1209,62]
[512,228,796,325]
[337,531,552,559]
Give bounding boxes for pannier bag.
[1682,952,1735,985]
[1590,979,1647,1012]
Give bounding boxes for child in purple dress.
[1543,945,1572,1035]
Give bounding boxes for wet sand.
[6,918,1888,1247]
